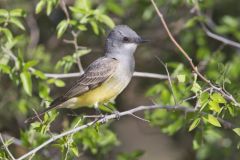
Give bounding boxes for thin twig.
[2,47,17,61]
[44,71,170,80]
[83,115,103,118]
[181,87,211,103]
[0,134,16,160]
[64,118,82,160]
[67,31,84,74]
[150,0,209,83]
[193,4,240,49]
[60,0,70,22]
[1,134,22,146]
[62,31,84,74]
[133,71,169,80]
[2,47,169,81]
[32,108,43,124]
[202,24,240,49]
[130,113,150,122]
[16,104,236,160]
[155,56,177,105]
[149,0,240,107]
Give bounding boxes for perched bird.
[26,25,148,122]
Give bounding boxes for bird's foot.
[94,113,108,123]
[113,110,120,120]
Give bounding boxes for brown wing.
[24,57,119,123]
[50,57,119,107]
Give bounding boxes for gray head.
[105,25,148,56]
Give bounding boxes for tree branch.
[155,56,178,105]
[193,5,240,49]
[44,71,169,80]
[63,31,85,74]
[60,0,70,22]
[2,47,169,81]
[149,0,240,107]
[0,134,16,160]
[16,104,236,160]
[1,134,22,146]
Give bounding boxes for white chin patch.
[123,43,137,50]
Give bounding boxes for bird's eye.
[123,37,129,42]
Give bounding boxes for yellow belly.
[61,75,129,109]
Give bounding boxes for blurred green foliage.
[0,0,240,159]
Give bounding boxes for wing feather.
[50,57,119,107]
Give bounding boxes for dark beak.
[136,37,150,44]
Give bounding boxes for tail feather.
[24,96,66,123]
[24,107,53,123]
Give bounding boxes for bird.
[25,25,148,123]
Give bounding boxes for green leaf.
[191,82,201,93]
[199,92,209,111]
[20,71,32,96]
[57,20,68,38]
[0,27,13,41]
[71,144,79,156]
[222,16,238,28]
[208,100,221,113]
[77,24,87,31]
[210,93,226,104]
[233,128,240,136]
[117,150,144,160]
[98,15,115,28]
[39,84,50,100]
[192,132,201,150]
[90,21,99,35]
[207,114,221,127]
[184,16,204,28]
[185,18,197,28]
[33,70,46,79]
[0,64,11,74]
[54,79,65,87]
[73,49,91,58]
[15,58,22,70]
[36,0,46,14]
[47,78,55,84]
[10,9,25,17]
[18,99,28,114]
[2,138,13,147]
[142,7,154,20]
[0,9,8,17]
[177,74,185,83]
[46,1,53,15]
[189,118,201,132]
[107,1,124,16]
[9,17,25,30]
[23,60,39,71]
[227,104,236,117]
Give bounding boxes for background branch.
[45,71,169,80]
[149,0,240,107]
[2,47,169,81]
[60,0,70,22]
[1,134,22,146]
[0,134,16,160]
[193,5,240,49]
[16,104,236,160]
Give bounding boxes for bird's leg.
[94,103,108,123]
[94,102,103,116]
[103,103,120,120]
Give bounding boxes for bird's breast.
[76,61,133,107]
[62,56,134,108]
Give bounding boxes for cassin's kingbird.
[26,25,148,122]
